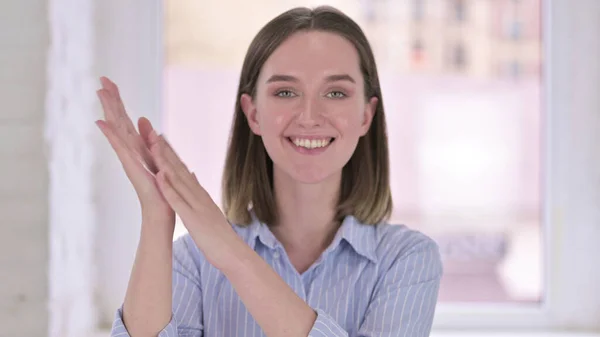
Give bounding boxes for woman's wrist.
[194,223,246,270]
[141,213,175,239]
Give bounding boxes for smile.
[286,137,335,154]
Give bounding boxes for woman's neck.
[269,168,342,254]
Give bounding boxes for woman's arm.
[119,220,175,337]
[111,233,205,337]
[214,232,442,337]
[214,231,318,337]
[95,76,183,337]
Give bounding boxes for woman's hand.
[149,134,236,265]
[95,76,175,227]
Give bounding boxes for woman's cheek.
[273,114,286,126]
[329,107,354,126]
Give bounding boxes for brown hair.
[222,6,392,226]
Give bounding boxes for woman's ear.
[360,96,378,136]
[241,93,261,135]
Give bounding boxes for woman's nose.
[296,97,324,127]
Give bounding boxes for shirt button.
[273,251,280,259]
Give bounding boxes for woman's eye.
[326,91,346,99]
[275,90,296,98]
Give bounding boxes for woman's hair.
[222,5,392,226]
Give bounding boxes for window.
[510,60,521,78]
[411,39,425,65]
[450,43,467,70]
[510,20,522,40]
[413,0,425,22]
[361,0,377,23]
[451,0,467,22]
[165,0,543,306]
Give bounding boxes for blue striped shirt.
[111,215,443,336]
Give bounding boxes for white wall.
[1,0,162,335]
[0,1,50,336]
[45,0,98,336]
[93,0,163,327]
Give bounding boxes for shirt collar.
[246,212,379,263]
[245,211,280,250]
[333,215,379,263]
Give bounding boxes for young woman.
[99,6,442,337]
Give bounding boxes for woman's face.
[241,30,377,184]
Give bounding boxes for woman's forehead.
[259,31,362,82]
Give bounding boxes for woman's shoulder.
[374,222,438,250]
[172,233,209,271]
[372,221,442,269]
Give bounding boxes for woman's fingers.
[155,135,192,179]
[98,77,137,139]
[157,165,198,212]
[96,120,153,186]
[150,136,211,207]
[97,88,133,143]
[137,117,159,174]
[100,77,137,131]
[153,136,206,200]
[150,136,196,190]
[138,117,154,146]
[156,171,195,220]
[149,136,219,222]
[97,77,158,175]
[138,117,160,157]
[96,89,119,124]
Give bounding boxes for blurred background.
[165,0,544,305]
[1,0,599,336]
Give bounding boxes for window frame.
[433,0,600,330]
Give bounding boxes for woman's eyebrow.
[265,74,356,84]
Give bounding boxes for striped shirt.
[111,215,443,337]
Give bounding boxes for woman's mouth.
[286,137,335,155]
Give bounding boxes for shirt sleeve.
[308,238,443,337]
[110,236,205,337]
[357,239,443,337]
[110,305,179,337]
[308,308,349,337]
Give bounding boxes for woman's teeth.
[291,137,332,149]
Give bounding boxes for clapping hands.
[96,77,233,263]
